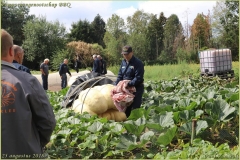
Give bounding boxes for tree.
[104,14,127,63]
[126,10,151,61]
[22,16,67,70]
[163,14,185,62]
[105,14,126,39]
[190,13,211,51]
[221,1,239,60]
[1,1,35,45]
[68,19,93,43]
[91,14,106,48]
[211,1,228,44]
[147,12,166,60]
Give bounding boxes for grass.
[31,61,239,82]
[109,61,239,81]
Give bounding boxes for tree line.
[1,1,238,71]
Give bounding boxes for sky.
[8,0,217,32]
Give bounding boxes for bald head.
[13,45,24,64]
[1,29,14,60]
[97,55,102,60]
[63,59,68,64]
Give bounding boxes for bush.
[51,49,72,71]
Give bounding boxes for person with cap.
[12,45,31,74]
[59,59,72,89]
[115,45,144,117]
[40,58,50,90]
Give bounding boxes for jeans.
[41,74,48,90]
[61,74,67,89]
[125,84,144,117]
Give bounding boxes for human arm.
[67,66,72,77]
[27,77,56,147]
[127,62,144,87]
[40,64,45,75]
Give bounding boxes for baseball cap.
[121,45,132,54]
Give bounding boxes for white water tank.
[199,49,232,73]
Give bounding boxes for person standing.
[59,59,72,89]
[97,55,107,75]
[12,45,31,74]
[92,54,101,75]
[74,55,81,73]
[1,29,56,159]
[115,45,144,117]
[40,58,50,91]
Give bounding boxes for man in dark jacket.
[1,29,56,159]
[97,55,107,75]
[12,45,31,74]
[92,54,101,75]
[115,45,144,117]
[59,59,72,89]
[74,55,81,73]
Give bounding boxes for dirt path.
[33,70,115,92]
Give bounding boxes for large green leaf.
[202,88,216,100]
[152,112,174,127]
[128,108,149,120]
[179,110,195,122]
[87,121,104,133]
[109,123,124,134]
[116,134,137,151]
[195,121,208,135]
[156,126,177,146]
[205,99,236,122]
[140,131,155,144]
[146,123,163,131]
[179,120,208,135]
[123,118,146,136]
[195,110,204,118]
[227,93,239,102]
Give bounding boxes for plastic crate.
[199,49,232,73]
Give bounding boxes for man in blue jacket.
[59,59,72,89]
[12,45,31,74]
[115,45,144,117]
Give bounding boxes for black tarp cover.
[62,72,115,108]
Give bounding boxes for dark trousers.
[75,67,79,73]
[125,84,144,117]
[41,74,48,90]
[61,74,67,89]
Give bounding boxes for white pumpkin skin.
[98,84,117,110]
[72,84,126,122]
[72,100,96,115]
[98,109,127,122]
[78,88,108,114]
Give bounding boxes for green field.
[109,61,239,81]
[45,62,239,159]
[31,62,239,81]
[46,71,239,159]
